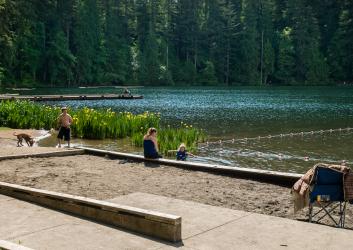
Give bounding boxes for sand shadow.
[144,161,161,168]
[296,218,353,230]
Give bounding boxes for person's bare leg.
[57,139,62,148]
[67,140,70,148]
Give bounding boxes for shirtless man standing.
[57,107,73,148]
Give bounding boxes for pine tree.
[0,0,18,85]
[198,61,218,85]
[310,0,340,56]
[204,0,238,85]
[104,0,131,84]
[159,0,177,85]
[204,0,223,84]
[141,27,161,85]
[22,22,45,84]
[263,39,275,84]
[0,0,351,86]
[233,0,260,84]
[73,0,105,84]
[328,0,353,83]
[46,30,75,86]
[275,27,296,84]
[173,0,202,83]
[287,0,329,84]
[136,0,161,85]
[258,0,275,84]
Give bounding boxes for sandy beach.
[0,152,352,229]
[0,128,352,229]
[0,154,294,214]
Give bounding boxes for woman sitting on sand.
[143,128,162,159]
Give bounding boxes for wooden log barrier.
[0,149,85,162]
[0,182,182,242]
[0,240,34,250]
[79,147,302,187]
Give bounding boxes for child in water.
[176,143,194,161]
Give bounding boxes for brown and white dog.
[13,132,34,147]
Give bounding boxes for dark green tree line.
[0,0,352,86]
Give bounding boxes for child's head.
[178,143,186,152]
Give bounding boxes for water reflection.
[39,130,353,174]
[14,86,353,173]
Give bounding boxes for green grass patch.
[0,100,206,154]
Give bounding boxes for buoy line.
[196,148,351,166]
[198,127,353,146]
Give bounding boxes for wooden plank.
[0,182,181,242]
[0,149,85,161]
[79,147,302,186]
[0,240,34,250]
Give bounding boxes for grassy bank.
[0,101,205,154]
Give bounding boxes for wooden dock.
[0,94,143,101]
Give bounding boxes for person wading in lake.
[176,143,195,161]
[57,107,73,148]
[143,128,162,159]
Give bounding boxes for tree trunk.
[194,39,197,69]
[226,38,230,85]
[166,45,169,70]
[260,30,264,85]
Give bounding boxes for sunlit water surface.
[5,86,353,173]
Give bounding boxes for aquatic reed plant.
[131,123,206,154]
[0,101,206,153]
[0,101,159,139]
[71,108,160,139]
[0,100,60,129]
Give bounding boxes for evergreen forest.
[0,0,352,87]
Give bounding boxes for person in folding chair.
[308,166,346,227]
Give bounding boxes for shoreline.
[0,153,352,229]
[0,134,352,229]
[0,128,50,147]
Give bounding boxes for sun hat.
[178,143,186,150]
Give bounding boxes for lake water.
[5,86,353,173]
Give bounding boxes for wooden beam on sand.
[0,182,182,243]
[79,147,302,187]
[0,149,85,161]
[0,240,34,250]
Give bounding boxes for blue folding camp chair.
[308,166,346,227]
